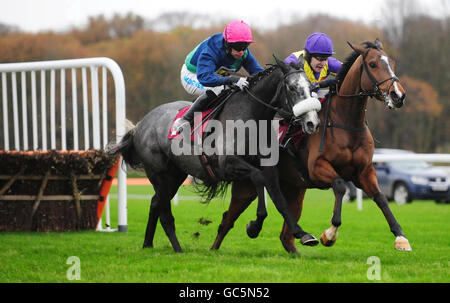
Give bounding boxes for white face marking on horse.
[381,55,403,100]
[297,73,311,99]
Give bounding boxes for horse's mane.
[247,63,279,88]
[336,41,380,89]
[247,61,305,90]
[247,64,278,88]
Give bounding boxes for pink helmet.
[223,20,255,43]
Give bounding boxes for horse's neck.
[333,56,368,127]
[246,69,283,119]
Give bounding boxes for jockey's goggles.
[229,42,249,52]
[312,54,330,62]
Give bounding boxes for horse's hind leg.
[143,165,187,253]
[211,179,256,250]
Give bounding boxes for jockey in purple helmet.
[285,33,342,98]
[281,33,342,154]
[174,20,264,133]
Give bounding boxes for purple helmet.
[304,33,335,55]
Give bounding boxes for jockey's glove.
[225,76,249,90]
[319,78,338,89]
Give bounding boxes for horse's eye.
[369,62,377,68]
[287,84,296,91]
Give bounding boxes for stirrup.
[174,118,191,134]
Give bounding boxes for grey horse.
[108,57,322,252]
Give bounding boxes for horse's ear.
[273,54,290,74]
[374,38,384,50]
[347,41,366,55]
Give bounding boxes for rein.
[243,70,303,121]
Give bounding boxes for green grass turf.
[0,185,449,282]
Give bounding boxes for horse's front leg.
[279,186,309,253]
[358,165,412,251]
[259,165,317,245]
[211,179,256,250]
[310,158,345,247]
[319,178,348,246]
[246,182,267,239]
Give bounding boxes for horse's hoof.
[395,236,412,251]
[246,221,261,239]
[300,234,319,246]
[320,232,337,247]
[142,243,153,249]
[320,226,338,247]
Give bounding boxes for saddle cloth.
[168,106,215,142]
[278,119,306,150]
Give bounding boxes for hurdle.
[0,57,127,232]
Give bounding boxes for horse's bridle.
[338,47,399,100]
[244,69,304,121]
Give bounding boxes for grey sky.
[0,0,448,33]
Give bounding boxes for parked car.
[373,149,450,204]
[343,149,450,204]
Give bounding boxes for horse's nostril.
[390,91,398,101]
[307,121,314,129]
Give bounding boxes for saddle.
[168,89,233,142]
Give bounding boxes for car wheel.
[393,183,411,205]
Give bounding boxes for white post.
[12,72,19,150]
[90,66,101,149]
[357,188,363,211]
[21,72,28,150]
[173,192,179,206]
[50,69,56,149]
[40,70,47,151]
[2,73,9,151]
[71,68,79,150]
[31,71,38,150]
[60,69,66,150]
[82,67,89,150]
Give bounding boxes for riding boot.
[174,90,217,134]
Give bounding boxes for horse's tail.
[192,177,231,204]
[107,119,142,169]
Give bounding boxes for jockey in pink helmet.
[175,20,263,133]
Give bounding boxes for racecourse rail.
[0,57,127,232]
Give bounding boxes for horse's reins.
[243,70,304,122]
[319,47,399,152]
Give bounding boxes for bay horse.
[108,57,323,253]
[211,39,412,253]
